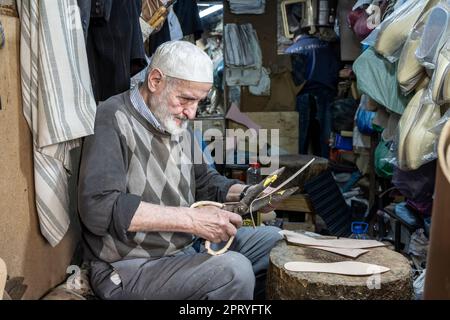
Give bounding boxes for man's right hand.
[189,206,243,244]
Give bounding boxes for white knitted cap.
[150,40,213,83]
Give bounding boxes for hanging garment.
[84,0,147,102]
[224,23,263,86]
[227,0,266,14]
[249,67,270,96]
[19,0,97,246]
[353,47,412,115]
[285,35,340,93]
[147,0,203,55]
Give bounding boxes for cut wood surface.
[277,194,313,212]
[267,240,412,299]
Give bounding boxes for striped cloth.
[129,84,164,132]
[18,0,96,246]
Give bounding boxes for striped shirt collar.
[130,84,165,133]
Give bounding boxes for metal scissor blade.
[249,187,299,213]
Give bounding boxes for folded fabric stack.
[224,23,263,86]
[227,0,266,15]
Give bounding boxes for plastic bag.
[348,8,374,41]
[373,0,437,63]
[413,270,426,300]
[429,105,450,136]
[428,39,450,105]
[397,12,429,95]
[375,138,395,178]
[356,105,376,135]
[361,0,411,48]
[416,2,450,70]
[397,89,440,170]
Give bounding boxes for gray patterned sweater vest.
[78,91,239,263]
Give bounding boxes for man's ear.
[147,68,164,93]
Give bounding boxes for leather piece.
[284,261,390,275]
[281,230,386,249]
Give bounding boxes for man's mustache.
[174,115,188,121]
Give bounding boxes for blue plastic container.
[334,133,353,151]
[350,222,370,239]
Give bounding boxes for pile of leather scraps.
[280,230,386,259]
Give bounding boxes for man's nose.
[183,106,197,120]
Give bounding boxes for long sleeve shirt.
[78,90,240,263]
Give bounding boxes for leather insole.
[284,261,390,276]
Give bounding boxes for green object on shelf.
[375,139,394,178]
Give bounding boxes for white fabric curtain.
[19,0,96,246]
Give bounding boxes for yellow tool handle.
[151,15,166,29]
[190,201,235,256]
[148,6,167,26]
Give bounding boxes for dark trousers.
[296,89,335,159]
[89,226,282,300]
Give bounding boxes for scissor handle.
[205,236,235,256]
[190,201,235,256]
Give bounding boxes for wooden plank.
[276,194,313,213]
[0,0,17,17]
[227,111,299,154]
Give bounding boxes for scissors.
[191,158,316,255]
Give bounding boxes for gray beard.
[149,95,188,136]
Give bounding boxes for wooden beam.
[277,194,313,213]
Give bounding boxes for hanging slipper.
[416,3,450,69]
[430,40,450,104]
[375,0,440,60]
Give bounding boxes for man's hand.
[189,206,243,243]
[242,184,283,214]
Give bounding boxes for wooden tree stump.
[272,154,328,193]
[267,241,413,300]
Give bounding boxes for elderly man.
[78,40,282,300]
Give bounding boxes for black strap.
[239,185,251,201]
